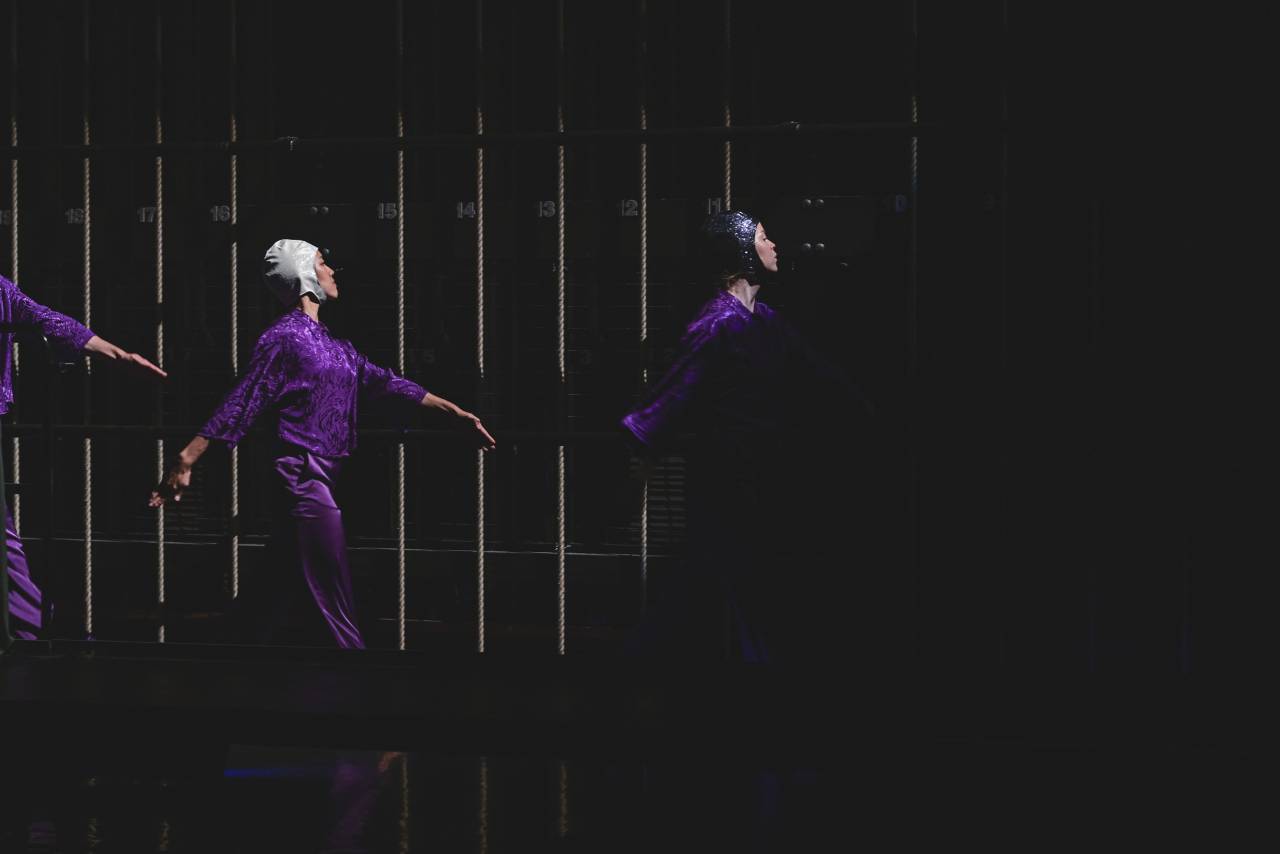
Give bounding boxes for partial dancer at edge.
[150,240,494,649]
[621,211,871,662]
[2,273,166,640]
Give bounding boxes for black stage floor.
[1,640,1271,851]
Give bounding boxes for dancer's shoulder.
[687,292,753,341]
[254,310,312,352]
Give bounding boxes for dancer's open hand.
[84,336,167,379]
[460,410,496,451]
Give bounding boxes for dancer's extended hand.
[84,335,167,380]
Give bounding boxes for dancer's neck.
[725,279,759,313]
[298,297,322,322]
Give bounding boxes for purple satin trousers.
[233,448,365,649]
[6,449,364,648]
[4,508,41,641]
[259,448,365,649]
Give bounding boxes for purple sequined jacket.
[200,309,428,457]
[622,291,790,454]
[0,274,96,415]
[622,290,870,455]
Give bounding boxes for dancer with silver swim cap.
[152,240,494,648]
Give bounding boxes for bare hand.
[460,410,496,451]
[149,462,192,507]
[84,335,168,379]
[422,393,496,450]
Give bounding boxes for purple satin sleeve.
[1,274,95,414]
[621,322,719,448]
[198,336,288,447]
[2,275,96,351]
[357,357,428,407]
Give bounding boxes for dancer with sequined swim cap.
[621,211,871,662]
[1,273,166,642]
[150,239,494,649]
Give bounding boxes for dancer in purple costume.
[2,273,166,640]
[622,211,870,661]
[151,240,494,648]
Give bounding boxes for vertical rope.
[908,0,921,659]
[81,0,93,637]
[229,0,240,599]
[396,0,407,651]
[558,760,569,837]
[154,8,166,642]
[999,0,1011,667]
[722,0,732,208]
[10,0,21,536]
[398,755,410,854]
[475,0,487,654]
[911,94,919,193]
[555,0,567,656]
[637,0,649,606]
[478,757,489,854]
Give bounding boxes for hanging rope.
[398,755,410,854]
[555,0,567,656]
[478,756,489,854]
[81,0,94,636]
[396,0,408,652]
[10,0,21,536]
[475,0,488,654]
[229,1,240,599]
[638,0,650,607]
[154,15,166,641]
[722,0,732,208]
[911,94,919,193]
[558,760,570,837]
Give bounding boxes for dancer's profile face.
[315,252,339,300]
[754,223,778,273]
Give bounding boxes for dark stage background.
[0,0,1243,673]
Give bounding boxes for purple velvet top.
[622,291,791,455]
[0,274,96,415]
[200,309,428,457]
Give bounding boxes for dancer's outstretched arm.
[150,330,288,508]
[3,274,165,379]
[83,335,166,379]
[420,391,496,450]
[149,436,208,506]
[357,354,495,450]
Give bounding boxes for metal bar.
[0,120,951,156]
[6,423,662,443]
